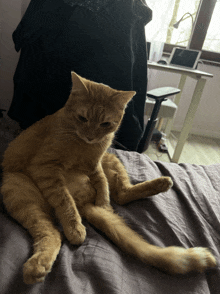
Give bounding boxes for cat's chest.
[64,157,99,174]
[63,148,102,175]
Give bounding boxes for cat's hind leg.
[83,203,216,275]
[102,152,173,205]
[1,172,62,284]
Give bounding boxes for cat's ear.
[71,71,88,94]
[117,91,136,109]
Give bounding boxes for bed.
[0,148,219,294]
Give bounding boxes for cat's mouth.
[83,137,99,144]
[75,131,102,144]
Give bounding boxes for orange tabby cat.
[1,72,216,284]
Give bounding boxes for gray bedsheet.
[0,148,220,294]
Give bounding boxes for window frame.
[163,0,220,65]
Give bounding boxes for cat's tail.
[83,203,216,275]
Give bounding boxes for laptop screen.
[169,48,201,69]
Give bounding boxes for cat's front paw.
[156,176,173,193]
[23,252,53,284]
[64,222,86,245]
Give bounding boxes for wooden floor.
[145,131,220,165]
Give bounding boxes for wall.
[148,63,220,138]
[0,0,22,110]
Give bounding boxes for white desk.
[147,61,213,163]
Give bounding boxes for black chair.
[138,87,180,153]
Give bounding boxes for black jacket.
[8,0,152,151]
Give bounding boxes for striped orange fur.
[1,72,216,284]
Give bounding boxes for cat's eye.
[100,122,111,127]
[78,115,88,122]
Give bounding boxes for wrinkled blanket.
[0,148,220,294]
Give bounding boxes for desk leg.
[164,74,187,137]
[171,77,206,163]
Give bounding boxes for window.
[166,0,200,47]
[203,1,220,53]
[145,0,220,63]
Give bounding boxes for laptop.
[168,47,201,69]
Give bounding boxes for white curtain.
[145,0,201,90]
[203,1,220,53]
[145,0,177,43]
[145,0,200,45]
[145,0,176,90]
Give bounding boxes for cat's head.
[64,72,136,144]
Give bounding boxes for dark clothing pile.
[8,0,152,151]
